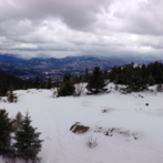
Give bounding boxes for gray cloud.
[0,0,112,29]
[0,0,163,59]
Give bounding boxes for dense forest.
[109,62,163,93]
[57,61,163,95]
[1,61,163,97]
[0,73,54,96]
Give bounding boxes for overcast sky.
[0,0,163,59]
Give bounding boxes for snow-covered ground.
[1,84,163,163]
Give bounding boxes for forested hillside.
[0,72,26,96]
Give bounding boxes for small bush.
[138,94,144,98]
[3,99,7,103]
[7,85,18,103]
[156,83,163,92]
[114,85,119,91]
[86,136,98,148]
[51,90,57,98]
[74,83,84,97]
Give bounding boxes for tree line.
[57,61,163,95]
[1,61,163,97]
[109,62,163,93]
[0,75,53,97]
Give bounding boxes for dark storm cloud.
[0,0,163,58]
[0,0,113,29]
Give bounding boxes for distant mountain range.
[0,54,162,82]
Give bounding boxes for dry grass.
[86,136,98,148]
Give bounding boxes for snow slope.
[0,84,163,163]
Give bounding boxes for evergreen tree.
[103,70,109,80]
[12,112,24,131]
[7,84,17,103]
[13,113,43,163]
[0,80,8,96]
[84,68,89,82]
[86,67,108,94]
[109,66,118,82]
[108,61,163,91]
[47,78,52,89]
[34,76,40,89]
[121,73,148,93]
[39,81,46,89]
[58,73,75,97]
[147,74,155,86]
[0,109,13,156]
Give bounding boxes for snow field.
[0,84,163,163]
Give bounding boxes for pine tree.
[84,68,89,82]
[40,81,46,89]
[121,74,148,93]
[0,80,8,96]
[0,109,13,156]
[34,76,40,89]
[58,73,75,96]
[109,66,118,82]
[7,84,18,103]
[147,74,155,86]
[86,67,108,94]
[12,112,24,131]
[13,113,43,163]
[47,78,52,89]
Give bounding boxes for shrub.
[74,83,84,96]
[86,136,98,148]
[156,83,163,92]
[7,85,18,103]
